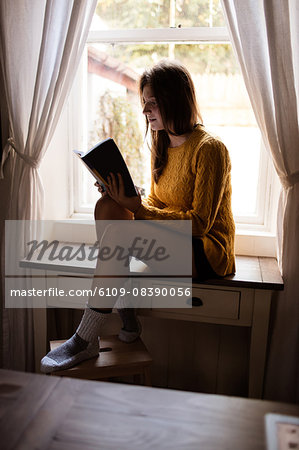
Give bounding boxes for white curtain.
[221,0,299,402]
[0,0,96,370]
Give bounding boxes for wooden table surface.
[1,369,298,450]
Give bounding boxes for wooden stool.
[49,335,152,386]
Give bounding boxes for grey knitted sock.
[117,308,139,332]
[117,309,142,343]
[114,296,141,342]
[40,307,108,373]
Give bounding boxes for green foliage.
[96,0,225,28]
[109,43,238,75]
[175,0,225,27]
[96,0,169,29]
[175,44,238,74]
[95,0,237,74]
[90,91,146,187]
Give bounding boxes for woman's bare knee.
[94,195,133,220]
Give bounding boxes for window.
[67,0,279,246]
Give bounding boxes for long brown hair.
[139,60,202,183]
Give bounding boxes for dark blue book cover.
[74,138,138,197]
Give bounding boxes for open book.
[74,138,138,197]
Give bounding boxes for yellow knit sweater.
[134,125,236,276]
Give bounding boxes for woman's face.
[142,84,164,131]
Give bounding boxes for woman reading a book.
[41,60,235,373]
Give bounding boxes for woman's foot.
[40,307,108,373]
[118,317,142,343]
[40,333,99,373]
[117,308,142,343]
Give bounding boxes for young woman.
[41,60,235,373]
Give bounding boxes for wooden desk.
[139,255,283,398]
[19,244,283,399]
[0,369,298,450]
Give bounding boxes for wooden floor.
[1,369,299,450]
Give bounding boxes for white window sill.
[48,215,277,258]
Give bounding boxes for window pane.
[77,42,260,218]
[93,0,225,30]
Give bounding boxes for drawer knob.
[186,297,203,307]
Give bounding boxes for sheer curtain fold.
[0,0,96,370]
[221,0,299,402]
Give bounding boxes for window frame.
[88,26,229,43]
[67,24,279,252]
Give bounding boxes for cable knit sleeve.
[143,177,167,209]
[134,139,231,237]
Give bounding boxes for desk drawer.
[152,286,241,320]
[46,273,93,308]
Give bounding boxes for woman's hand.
[105,172,141,213]
[94,182,107,197]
